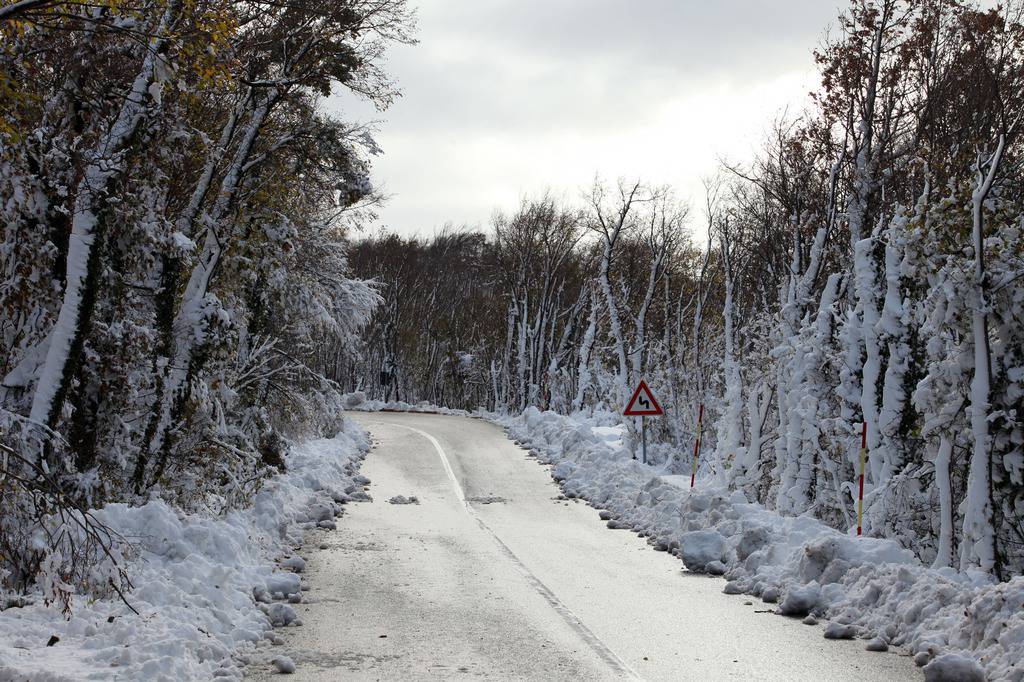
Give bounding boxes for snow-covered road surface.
[255,412,921,681]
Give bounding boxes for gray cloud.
[332,0,846,236]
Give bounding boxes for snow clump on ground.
[0,417,371,681]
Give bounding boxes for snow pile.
[501,407,1024,682]
[0,417,371,681]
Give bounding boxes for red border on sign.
[623,379,664,416]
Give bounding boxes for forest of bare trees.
[344,0,1024,581]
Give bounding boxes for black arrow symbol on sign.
[639,395,650,409]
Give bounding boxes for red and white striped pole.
[690,403,704,488]
[857,419,867,536]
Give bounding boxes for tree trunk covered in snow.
[589,180,643,400]
[141,91,277,488]
[716,217,743,478]
[959,135,1004,574]
[29,1,181,432]
[876,226,911,485]
[572,287,598,412]
[932,435,955,569]
[854,233,883,485]
[596,222,630,396]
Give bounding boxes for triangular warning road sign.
[623,380,664,416]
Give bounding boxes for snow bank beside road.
[341,391,470,416]
[0,418,371,681]
[500,407,1024,682]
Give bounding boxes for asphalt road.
[253,412,921,681]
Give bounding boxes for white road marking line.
[383,420,644,681]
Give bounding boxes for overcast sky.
[330,0,845,237]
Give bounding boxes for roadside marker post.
[690,403,704,488]
[623,380,664,465]
[857,420,867,536]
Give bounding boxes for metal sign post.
[857,419,867,536]
[641,415,647,464]
[690,403,704,488]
